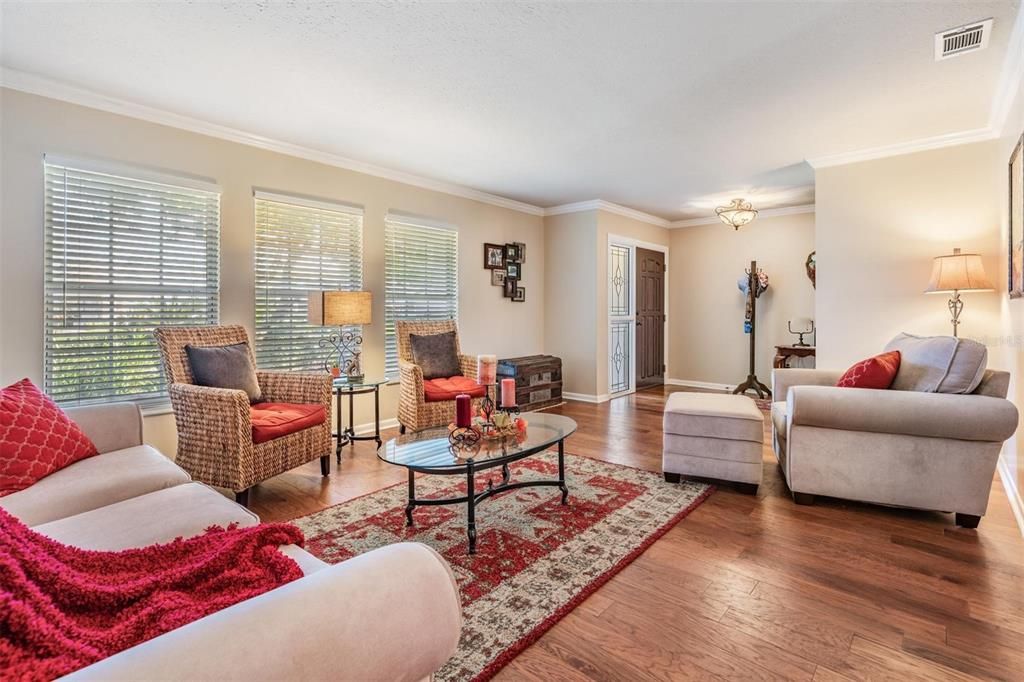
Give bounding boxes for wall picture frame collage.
[484,241,526,302]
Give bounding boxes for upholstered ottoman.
[662,392,764,494]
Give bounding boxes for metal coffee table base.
[404,440,569,554]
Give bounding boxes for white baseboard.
[563,392,610,404]
[997,456,1024,537]
[351,417,400,436]
[665,378,737,392]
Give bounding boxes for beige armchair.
[154,325,332,505]
[396,319,480,432]
[771,367,1018,528]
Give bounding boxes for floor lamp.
[924,248,993,337]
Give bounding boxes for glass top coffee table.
[378,412,577,554]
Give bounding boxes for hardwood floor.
[251,386,1024,681]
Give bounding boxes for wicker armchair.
[396,320,480,432]
[154,325,332,506]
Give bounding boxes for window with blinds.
[254,192,363,371]
[43,158,220,407]
[384,214,459,375]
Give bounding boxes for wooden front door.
[635,247,665,388]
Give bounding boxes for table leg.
[347,387,355,446]
[335,390,343,464]
[405,468,415,527]
[558,439,569,505]
[374,385,382,448]
[467,458,477,554]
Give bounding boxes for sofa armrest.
[772,368,843,402]
[788,385,1019,443]
[64,402,144,454]
[66,543,463,682]
[257,370,331,407]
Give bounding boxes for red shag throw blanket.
[0,507,304,681]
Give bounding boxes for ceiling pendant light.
[715,198,758,230]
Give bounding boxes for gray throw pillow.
[883,333,987,394]
[185,342,263,402]
[409,331,462,380]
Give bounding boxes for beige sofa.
[0,402,462,681]
[771,368,1018,527]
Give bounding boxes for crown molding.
[805,127,996,169]
[990,4,1024,136]
[543,199,670,227]
[669,203,815,228]
[0,68,546,216]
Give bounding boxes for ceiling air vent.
[935,19,993,60]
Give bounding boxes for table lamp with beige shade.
[924,248,994,337]
[308,290,372,381]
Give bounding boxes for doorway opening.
[607,236,667,397]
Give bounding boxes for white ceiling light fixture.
[715,198,758,230]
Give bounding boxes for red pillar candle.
[500,378,516,407]
[455,394,472,428]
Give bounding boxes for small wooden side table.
[774,345,816,369]
[332,377,388,463]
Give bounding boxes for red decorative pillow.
[835,351,902,390]
[0,379,98,497]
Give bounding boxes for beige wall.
[994,75,1024,529]
[669,213,816,386]
[0,88,545,455]
[815,141,1003,369]
[543,210,599,396]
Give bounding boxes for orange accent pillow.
[835,350,902,389]
[0,379,99,497]
[423,376,487,402]
[250,402,326,444]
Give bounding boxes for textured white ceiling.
[1,1,1018,220]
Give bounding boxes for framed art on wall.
[504,243,521,262]
[512,286,526,302]
[484,243,506,269]
[491,269,506,286]
[504,278,517,298]
[506,262,520,279]
[1011,132,1023,298]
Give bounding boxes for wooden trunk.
[496,355,563,411]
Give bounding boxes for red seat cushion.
[250,402,326,444]
[836,350,902,389]
[423,376,487,402]
[0,379,98,497]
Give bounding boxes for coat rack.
[733,260,772,399]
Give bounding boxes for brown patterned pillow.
[185,342,263,403]
[409,331,462,380]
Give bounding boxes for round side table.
[333,377,388,463]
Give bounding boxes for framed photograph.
[503,278,517,298]
[491,269,506,286]
[512,286,526,303]
[506,262,521,280]
[504,243,520,262]
[514,242,526,263]
[1010,132,1024,298]
[484,243,506,269]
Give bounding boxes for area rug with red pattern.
[293,451,712,681]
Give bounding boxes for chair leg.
[320,455,330,477]
[735,482,759,495]
[235,488,250,507]
[399,423,407,435]
[792,492,815,505]
[955,513,981,529]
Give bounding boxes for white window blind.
[384,214,458,375]
[43,160,220,407]
[254,192,363,371]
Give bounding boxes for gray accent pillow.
[185,342,262,402]
[884,333,987,394]
[409,331,462,380]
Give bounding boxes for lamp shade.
[308,291,373,325]
[924,248,994,294]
